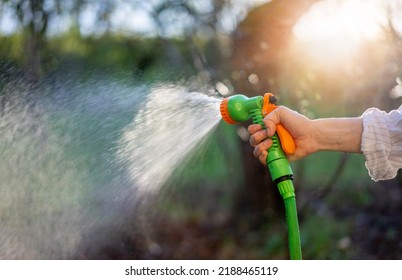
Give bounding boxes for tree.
[128,0,237,77]
[230,0,320,95]
[228,0,320,231]
[0,0,50,82]
[0,0,117,82]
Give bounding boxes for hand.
[248,106,316,165]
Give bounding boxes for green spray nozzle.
[220,94,263,123]
[219,93,302,260]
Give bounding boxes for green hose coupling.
[266,136,293,183]
[277,180,296,200]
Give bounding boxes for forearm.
[312,117,363,154]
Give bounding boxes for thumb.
[263,109,281,137]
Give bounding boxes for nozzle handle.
[276,124,296,155]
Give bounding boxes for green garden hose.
[220,93,302,260]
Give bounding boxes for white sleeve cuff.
[361,107,402,181]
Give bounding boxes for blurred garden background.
[1,0,402,259]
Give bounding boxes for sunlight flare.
[293,0,387,64]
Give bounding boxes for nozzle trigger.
[269,95,277,105]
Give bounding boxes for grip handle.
[277,124,296,155]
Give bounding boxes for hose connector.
[277,179,296,200]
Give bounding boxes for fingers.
[248,123,268,147]
[253,139,272,165]
[259,151,268,165]
[248,107,284,165]
[263,106,284,137]
[249,129,268,147]
[247,124,262,134]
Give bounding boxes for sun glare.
[293,0,386,64]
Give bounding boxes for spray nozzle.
[219,93,296,155]
[220,95,263,124]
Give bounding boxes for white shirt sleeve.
[361,105,402,181]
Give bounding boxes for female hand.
[248,106,316,165]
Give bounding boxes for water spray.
[220,93,302,260]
